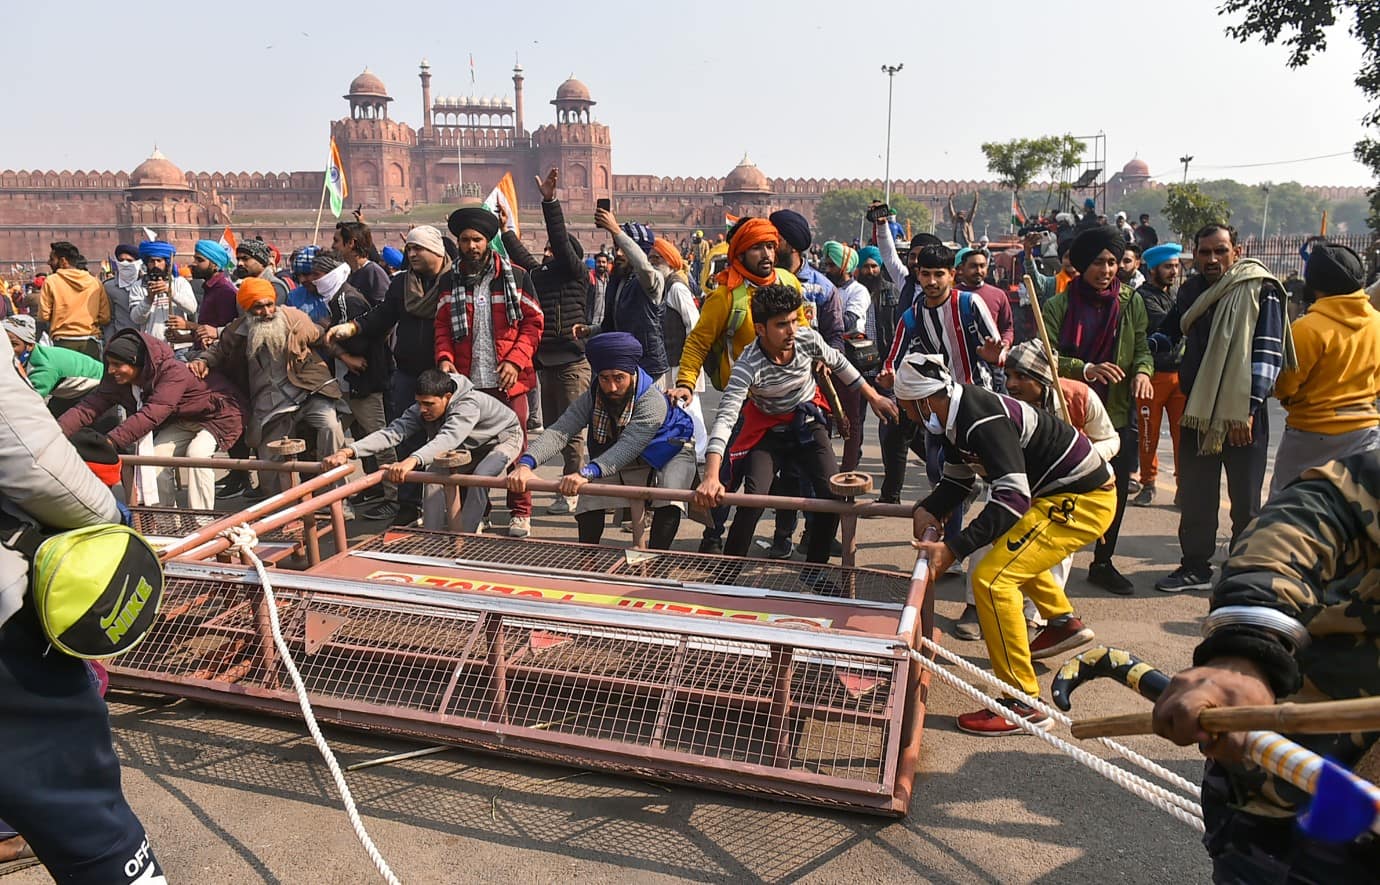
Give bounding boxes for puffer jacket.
[501,198,588,368]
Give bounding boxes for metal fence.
[1237,233,1374,280]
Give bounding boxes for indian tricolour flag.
[1010,192,1026,228]
[484,173,521,256]
[326,138,348,218]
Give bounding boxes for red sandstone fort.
[1,63,1367,263]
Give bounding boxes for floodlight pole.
[881,64,903,204]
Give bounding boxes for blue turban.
[768,209,811,252]
[619,222,655,255]
[138,241,176,261]
[293,245,320,275]
[585,332,643,377]
[194,240,232,271]
[857,245,882,267]
[114,243,139,260]
[381,246,404,270]
[1142,243,1182,270]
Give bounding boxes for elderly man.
[900,354,1110,734]
[433,201,543,537]
[510,333,697,549]
[576,210,668,380]
[129,241,198,360]
[190,278,344,493]
[1152,224,1295,593]
[61,330,243,510]
[1042,225,1152,594]
[1134,243,1186,507]
[4,314,103,414]
[102,243,141,344]
[324,369,523,532]
[40,241,109,359]
[235,239,289,302]
[770,209,844,352]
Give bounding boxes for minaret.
[512,62,525,136]
[419,59,433,137]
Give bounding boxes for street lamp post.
[881,63,903,204]
[1179,154,1193,184]
[1260,182,1272,244]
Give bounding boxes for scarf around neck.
[402,256,453,319]
[443,251,522,344]
[590,369,649,449]
[1060,277,1122,397]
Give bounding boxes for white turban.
[405,225,446,257]
[893,353,952,400]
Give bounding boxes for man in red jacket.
[435,201,544,536]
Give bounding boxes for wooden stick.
[1024,274,1070,424]
[1072,695,1380,740]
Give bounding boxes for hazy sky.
[6,1,1375,187]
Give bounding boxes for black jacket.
[1138,280,1181,374]
[356,266,444,378]
[328,282,392,397]
[502,198,588,368]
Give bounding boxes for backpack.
[900,290,985,367]
[704,286,750,391]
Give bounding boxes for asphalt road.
[12,396,1281,884]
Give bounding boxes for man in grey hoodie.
[323,368,523,531]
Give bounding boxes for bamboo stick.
[1072,695,1380,740]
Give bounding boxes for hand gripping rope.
[221,525,401,884]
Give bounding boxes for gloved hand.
[114,499,133,527]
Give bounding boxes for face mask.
[921,403,944,436]
[116,259,141,287]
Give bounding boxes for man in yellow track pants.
[896,353,1115,735]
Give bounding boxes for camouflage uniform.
[1195,450,1380,881]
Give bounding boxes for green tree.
[812,188,933,244]
[1163,184,1232,240]
[980,135,1086,205]
[1220,1,1379,230]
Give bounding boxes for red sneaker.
[956,699,1052,736]
[1028,615,1094,660]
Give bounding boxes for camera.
[145,268,169,283]
[865,202,891,224]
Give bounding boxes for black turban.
[1306,242,1366,296]
[1068,225,1127,274]
[104,333,144,368]
[768,209,811,253]
[910,233,943,251]
[447,202,501,241]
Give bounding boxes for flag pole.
[311,172,329,247]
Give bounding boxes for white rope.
[916,635,1202,801]
[221,525,401,885]
[908,648,1205,832]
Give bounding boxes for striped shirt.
[882,288,1000,389]
[919,384,1112,559]
[707,326,861,457]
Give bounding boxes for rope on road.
[907,644,1204,831]
[917,636,1202,800]
[222,524,402,885]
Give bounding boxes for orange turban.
[650,238,684,272]
[716,218,779,291]
[237,277,276,311]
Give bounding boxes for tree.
[980,135,1086,204]
[812,188,933,244]
[1220,1,1380,231]
[1163,184,1232,241]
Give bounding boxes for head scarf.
[104,333,144,367]
[195,239,232,271]
[1306,242,1366,296]
[311,252,343,275]
[821,241,858,275]
[1005,340,1055,389]
[894,353,953,400]
[406,225,446,257]
[114,243,139,260]
[620,222,655,255]
[236,277,276,311]
[650,238,684,271]
[585,332,643,376]
[70,428,122,488]
[446,202,500,241]
[716,218,779,291]
[292,245,321,275]
[138,241,176,262]
[768,210,811,253]
[381,245,404,270]
[312,260,350,303]
[1069,225,1126,274]
[2,314,36,346]
[237,239,273,267]
[857,245,882,267]
[1142,243,1182,270]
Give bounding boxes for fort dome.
[129,149,190,190]
[722,154,771,194]
[1122,156,1150,177]
[554,77,593,104]
[347,68,388,97]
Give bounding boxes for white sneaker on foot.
[508,516,531,538]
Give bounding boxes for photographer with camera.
[129,241,198,361]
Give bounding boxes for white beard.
[246,311,290,361]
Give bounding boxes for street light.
[1261,182,1272,243]
[881,63,903,204]
[1179,155,1193,184]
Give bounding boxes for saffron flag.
[326,138,348,218]
[218,226,238,268]
[484,173,521,258]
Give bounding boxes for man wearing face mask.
[901,353,1111,735]
[102,244,141,344]
[129,241,198,360]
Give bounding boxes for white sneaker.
[547,495,576,515]
[508,516,531,538]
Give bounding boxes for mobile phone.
[866,203,890,224]
[596,198,611,212]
